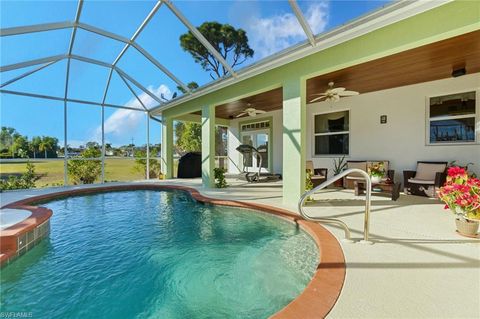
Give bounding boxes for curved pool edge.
[1,184,345,319]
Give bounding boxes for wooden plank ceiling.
[208,30,480,119]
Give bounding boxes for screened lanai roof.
[2,0,444,115]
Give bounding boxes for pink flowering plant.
[438,166,480,220]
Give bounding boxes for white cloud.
[93,84,171,144]
[246,1,329,58]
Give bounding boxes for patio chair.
[306,161,328,187]
[403,161,447,198]
[343,160,394,189]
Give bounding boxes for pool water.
[1,190,318,319]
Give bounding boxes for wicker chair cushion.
[306,160,314,173]
[408,178,435,185]
[415,163,446,180]
[347,161,367,177]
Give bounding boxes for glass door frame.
[238,117,273,173]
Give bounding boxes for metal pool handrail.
[298,168,372,244]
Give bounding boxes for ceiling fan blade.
[339,90,359,96]
[330,87,346,93]
[309,96,327,103]
[255,110,266,114]
[236,112,247,118]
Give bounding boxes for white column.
[161,117,173,179]
[201,104,216,188]
[282,77,306,206]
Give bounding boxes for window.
[313,110,349,155]
[241,120,270,132]
[428,91,476,144]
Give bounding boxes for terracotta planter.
[455,218,479,237]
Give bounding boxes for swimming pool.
[1,189,319,319]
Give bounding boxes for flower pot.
[370,176,382,184]
[455,218,479,237]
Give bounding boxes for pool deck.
[1,178,479,319]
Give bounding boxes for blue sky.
[1,0,390,147]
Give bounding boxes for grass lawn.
[0,158,150,187]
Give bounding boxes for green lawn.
[0,158,150,187]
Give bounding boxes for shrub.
[67,148,102,184]
[0,162,40,191]
[133,150,162,179]
[214,167,228,188]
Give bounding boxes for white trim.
[150,0,451,115]
[425,89,478,146]
[311,109,351,157]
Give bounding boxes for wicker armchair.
[306,161,328,187]
[403,161,447,198]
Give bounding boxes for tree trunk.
[45,149,47,158]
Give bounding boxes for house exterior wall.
[306,73,480,181]
[227,74,480,180]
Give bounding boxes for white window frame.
[312,109,351,157]
[426,90,479,146]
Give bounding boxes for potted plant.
[438,166,480,237]
[214,168,228,188]
[368,161,385,184]
[332,156,347,187]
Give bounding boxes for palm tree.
[39,139,48,158]
[30,136,41,159]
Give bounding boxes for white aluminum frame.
[288,0,316,46]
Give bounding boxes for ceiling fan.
[236,104,266,118]
[309,81,359,103]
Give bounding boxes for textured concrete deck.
[1,178,479,319]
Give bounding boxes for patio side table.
[354,180,401,201]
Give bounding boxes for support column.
[101,104,105,183]
[146,112,150,180]
[63,101,68,186]
[161,116,173,179]
[282,77,306,206]
[201,104,215,188]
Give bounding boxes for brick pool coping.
[1,184,346,318]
